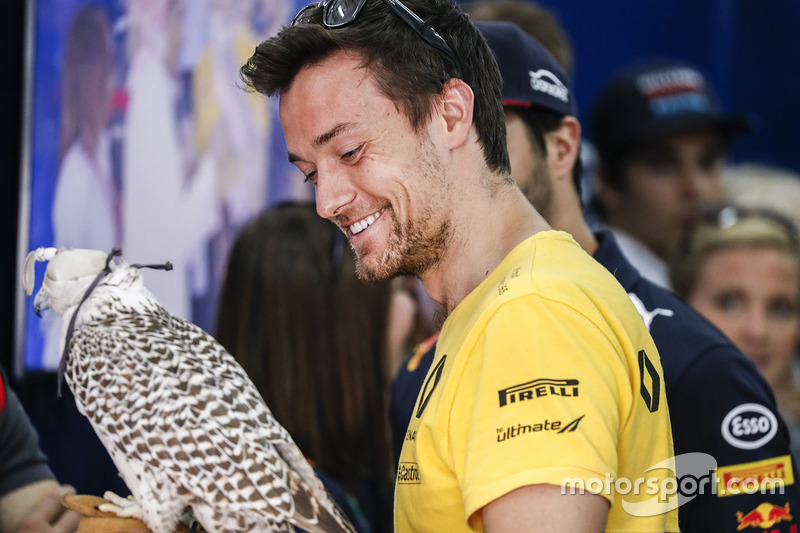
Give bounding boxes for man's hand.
[0,481,80,533]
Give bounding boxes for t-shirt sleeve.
[453,295,632,518]
[0,367,55,497]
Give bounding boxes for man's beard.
[522,158,554,222]
[354,134,451,283]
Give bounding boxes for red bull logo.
[736,502,793,530]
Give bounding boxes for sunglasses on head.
[703,205,797,238]
[292,0,463,79]
[681,204,800,254]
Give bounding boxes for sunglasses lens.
[324,0,367,27]
[292,0,462,79]
[698,205,800,244]
[292,3,320,26]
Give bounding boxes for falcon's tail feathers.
[289,474,356,533]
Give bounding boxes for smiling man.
[476,20,799,532]
[283,65,453,287]
[240,1,677,531]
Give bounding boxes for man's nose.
[315,169,357,221]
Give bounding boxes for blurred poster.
[18,0,313,374]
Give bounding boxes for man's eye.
[304,170,317,184]
[342,146,362,161]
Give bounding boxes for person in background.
[0,363,80,532]
[724,163,800,430]
[215,202,400,533]
[240,0,677,529]
[122,0,220,322]
[53,4,119,253]
[589,58,752,288]
[384,276,425,383]
[45,4,119,372]
[463,0,573,75]
[671,204,800,460]
[391,19,800,531]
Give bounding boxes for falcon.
[22,247,355,533]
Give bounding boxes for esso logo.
[721,403,778,450]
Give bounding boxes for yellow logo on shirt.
[397,462,421,484]
[717,455,794,497]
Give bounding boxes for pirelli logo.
[498,378,579,407]
[716,455,795,497]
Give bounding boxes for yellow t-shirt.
[395,231,678,532]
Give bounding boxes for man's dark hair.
[240,0,510,174]
[515,106,583,200]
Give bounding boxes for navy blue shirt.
[390,231,800,532]
[0,364,55,498]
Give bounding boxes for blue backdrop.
[533,0,800,173]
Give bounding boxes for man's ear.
[439,78,474,149]
[545,116,581,187]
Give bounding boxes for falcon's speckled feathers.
[23,247,355,533]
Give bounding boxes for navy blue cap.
[589,59,753,160]
[476,21,576,117]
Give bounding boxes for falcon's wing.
[68,307,352,533]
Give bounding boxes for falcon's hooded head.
[23,247,112,316]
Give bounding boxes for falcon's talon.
[99,491,143,518]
